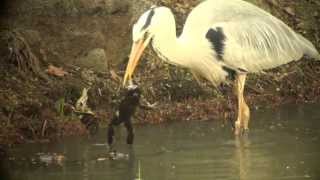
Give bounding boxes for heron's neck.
[151,16,187,67]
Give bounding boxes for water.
[2,104,320,180]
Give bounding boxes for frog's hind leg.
[124,120,134,145]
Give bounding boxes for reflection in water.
[0,157,10,180]
[3,104,320,180]
[235,135,251,180]
[82,145,89,180]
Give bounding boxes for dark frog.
[107,84,142,146]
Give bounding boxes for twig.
[27,117,37,139]
[41,119,48,137]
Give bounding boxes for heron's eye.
[142,31,151,41]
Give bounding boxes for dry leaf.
[110,69,122,82]
[46,65,68,77]
[284,7,295,16]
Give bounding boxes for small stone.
[77,48,108,72]
[284,7,295,16]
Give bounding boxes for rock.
[20,30,42,47]
[130,0,155,20]
[104,0,129,14]
[77,48,108,72]
[52,0,130,16]
[77,0,129,15]
[53,0,80,16]
[80,69,97,84]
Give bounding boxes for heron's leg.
[234,73,250,135]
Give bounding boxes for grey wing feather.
[181,0,320,72]
[182,0,271,37]
[215,18,319,72]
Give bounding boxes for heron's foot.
[234,119,250,136]
[234,126,250,136]
[234,121,241,136]
[235,102,250,136]
[234,120,242,136]
[242,128,250,136]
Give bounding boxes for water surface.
[2,104,320,180]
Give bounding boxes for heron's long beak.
[123,36,151,86]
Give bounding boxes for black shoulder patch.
[206,27,226,61]
[222,66,236,81]
[142,8,156,30]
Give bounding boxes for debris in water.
[97,157,107,161]
[108,150,129,161]
[37,153,65,166]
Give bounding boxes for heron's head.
[123,6,171,86]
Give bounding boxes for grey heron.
[123,0,320,135]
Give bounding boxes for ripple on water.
[4,104,320,180]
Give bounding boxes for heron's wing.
[210,18,319,72]
[181,0,319,72]
[181,0,271,38]
[191,70,203,85]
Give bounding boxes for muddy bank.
[0,0,319,145]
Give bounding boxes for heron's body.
[123,0,320,135]
[151,0,319,85]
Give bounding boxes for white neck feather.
[149,8,227,85]
[150,12,188,68]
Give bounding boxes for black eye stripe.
[142,7,156,30]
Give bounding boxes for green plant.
[55,97,65,117]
